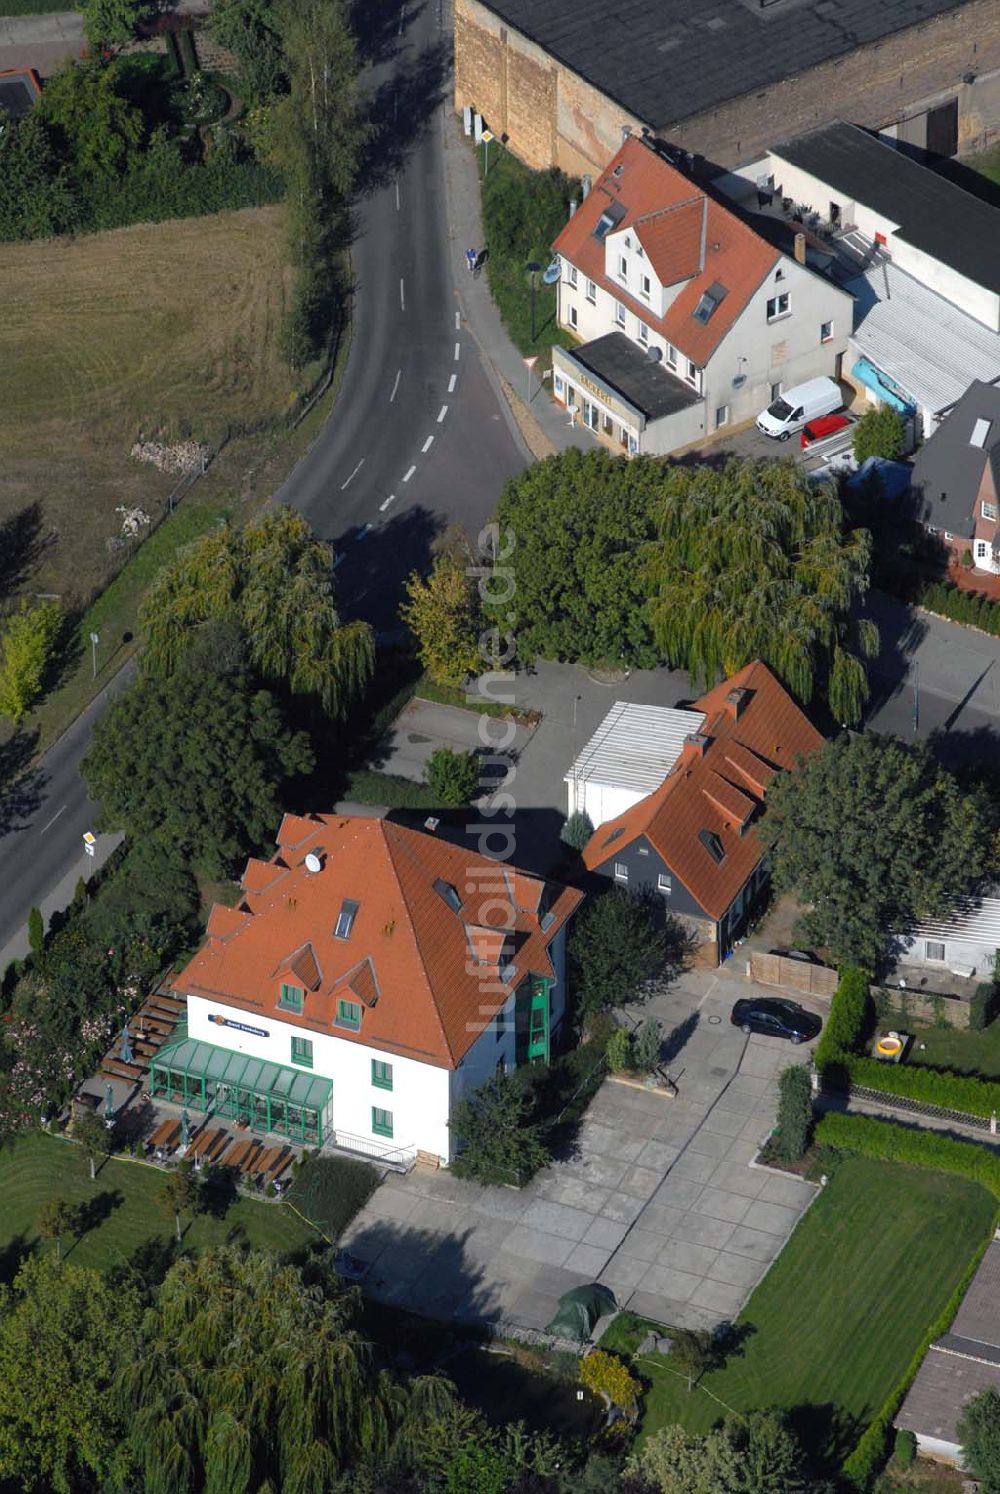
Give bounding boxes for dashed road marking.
[380,493,397,512]
[403,465,416,482]
[422,435,434,453]
[454,342,460,360]
[437,405,448,423]
[390,369,401,402]
[448,373,457,393]
[340,459,364,490]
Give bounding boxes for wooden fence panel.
[749,953,838,998]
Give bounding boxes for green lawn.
[0,1131,316,1278]
[899,1020,1000,1079]
[602,1156,994,1470]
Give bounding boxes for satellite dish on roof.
[304,852,322,874]
[542,259,561,285]
[645,346,662,363]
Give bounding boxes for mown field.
[603,1156,995,1471]
[0,1130,315,1278]
[0,204,296,605]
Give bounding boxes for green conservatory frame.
[148,1035,332,1145]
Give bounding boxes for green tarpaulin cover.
[545,1283,617,1341]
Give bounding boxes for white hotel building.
[154,813,581,1166]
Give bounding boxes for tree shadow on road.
[0,727,45,837]
[333,504,444,633]
[351,0,426,66]
[359,35,452,193]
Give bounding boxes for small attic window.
[971,418,992,449]
[693,281,727,325]
[594,210,617,239]
[433,877,462,913]
[334,899,359,940]
[699,829,726,864]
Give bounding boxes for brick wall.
[455,0,1000,173]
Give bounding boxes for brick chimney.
[724,687,750,720]
[680,732,710,764]
[793,232,806,265]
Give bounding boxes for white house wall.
[768,154,1000,330]
[896,935,998,978]
[703,260,850,431]
[565,773,644,828]
[185,993,452,1162]
[557,251,848,448]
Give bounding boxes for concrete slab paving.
[342,970,819,1334]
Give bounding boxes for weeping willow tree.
[643,459,878,724]
[119,1247,453,1494]
[139,507,374,718]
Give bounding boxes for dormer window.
[698,829,726,864]
[334,899,359,940]
[336,998,361,1031]
[693,281,727,325]
[278,982,304,1013]
[433,878,462,912]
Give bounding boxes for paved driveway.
[340,966,820,1332]
[372,698,534,788]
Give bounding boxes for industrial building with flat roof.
[454,0,1000,174]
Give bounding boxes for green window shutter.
[371,1059,393,1090]
[527,977,550,1065]
[336,999,361,1031]
[279,983,304,1012]
[372,1106,393,1138]
[291,1036,313,1069]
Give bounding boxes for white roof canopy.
[565,700,705,796]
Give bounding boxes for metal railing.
[325,1130,417,1173]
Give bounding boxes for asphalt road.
[0,0,527,960]
[276,0,527,631]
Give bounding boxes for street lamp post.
[89,631,99,679]
[525,261,541,343]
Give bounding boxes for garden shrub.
[606,1028,632,1073]
[920,579,1000,635]
[424,746,480,806]
[560,810,594,851]
[893,1428,916,1466]
[579,1350,639,1410]
[814,1112,1000,1199]
[971,982,999,1032]
[772,1064,813,1162]
[632,1019,663,1075]
[843,1054,1000,1121]
[812,966,872,1072]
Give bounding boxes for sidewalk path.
[440,110,592,461]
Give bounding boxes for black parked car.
[730,997,822,1044]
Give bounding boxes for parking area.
[339,966,822,1333]
[372,697,535,785]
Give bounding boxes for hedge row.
[812,966,871,1072]
[842,1226,993,1487]
[844,1053,1000,1120]
[814,1111,1000,1199]
[920,580,1000,637]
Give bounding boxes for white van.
[756,377,842,441]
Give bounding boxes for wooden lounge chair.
[224,1139,253,1172]
[238,1142,264,1176]
[266,1147,293,1180]
[102,1060,143,1083]
[149,1119,181,1157]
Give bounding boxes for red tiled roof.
[581,663,824,921]
[174,816,582,1069]
[553,136,780,365]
